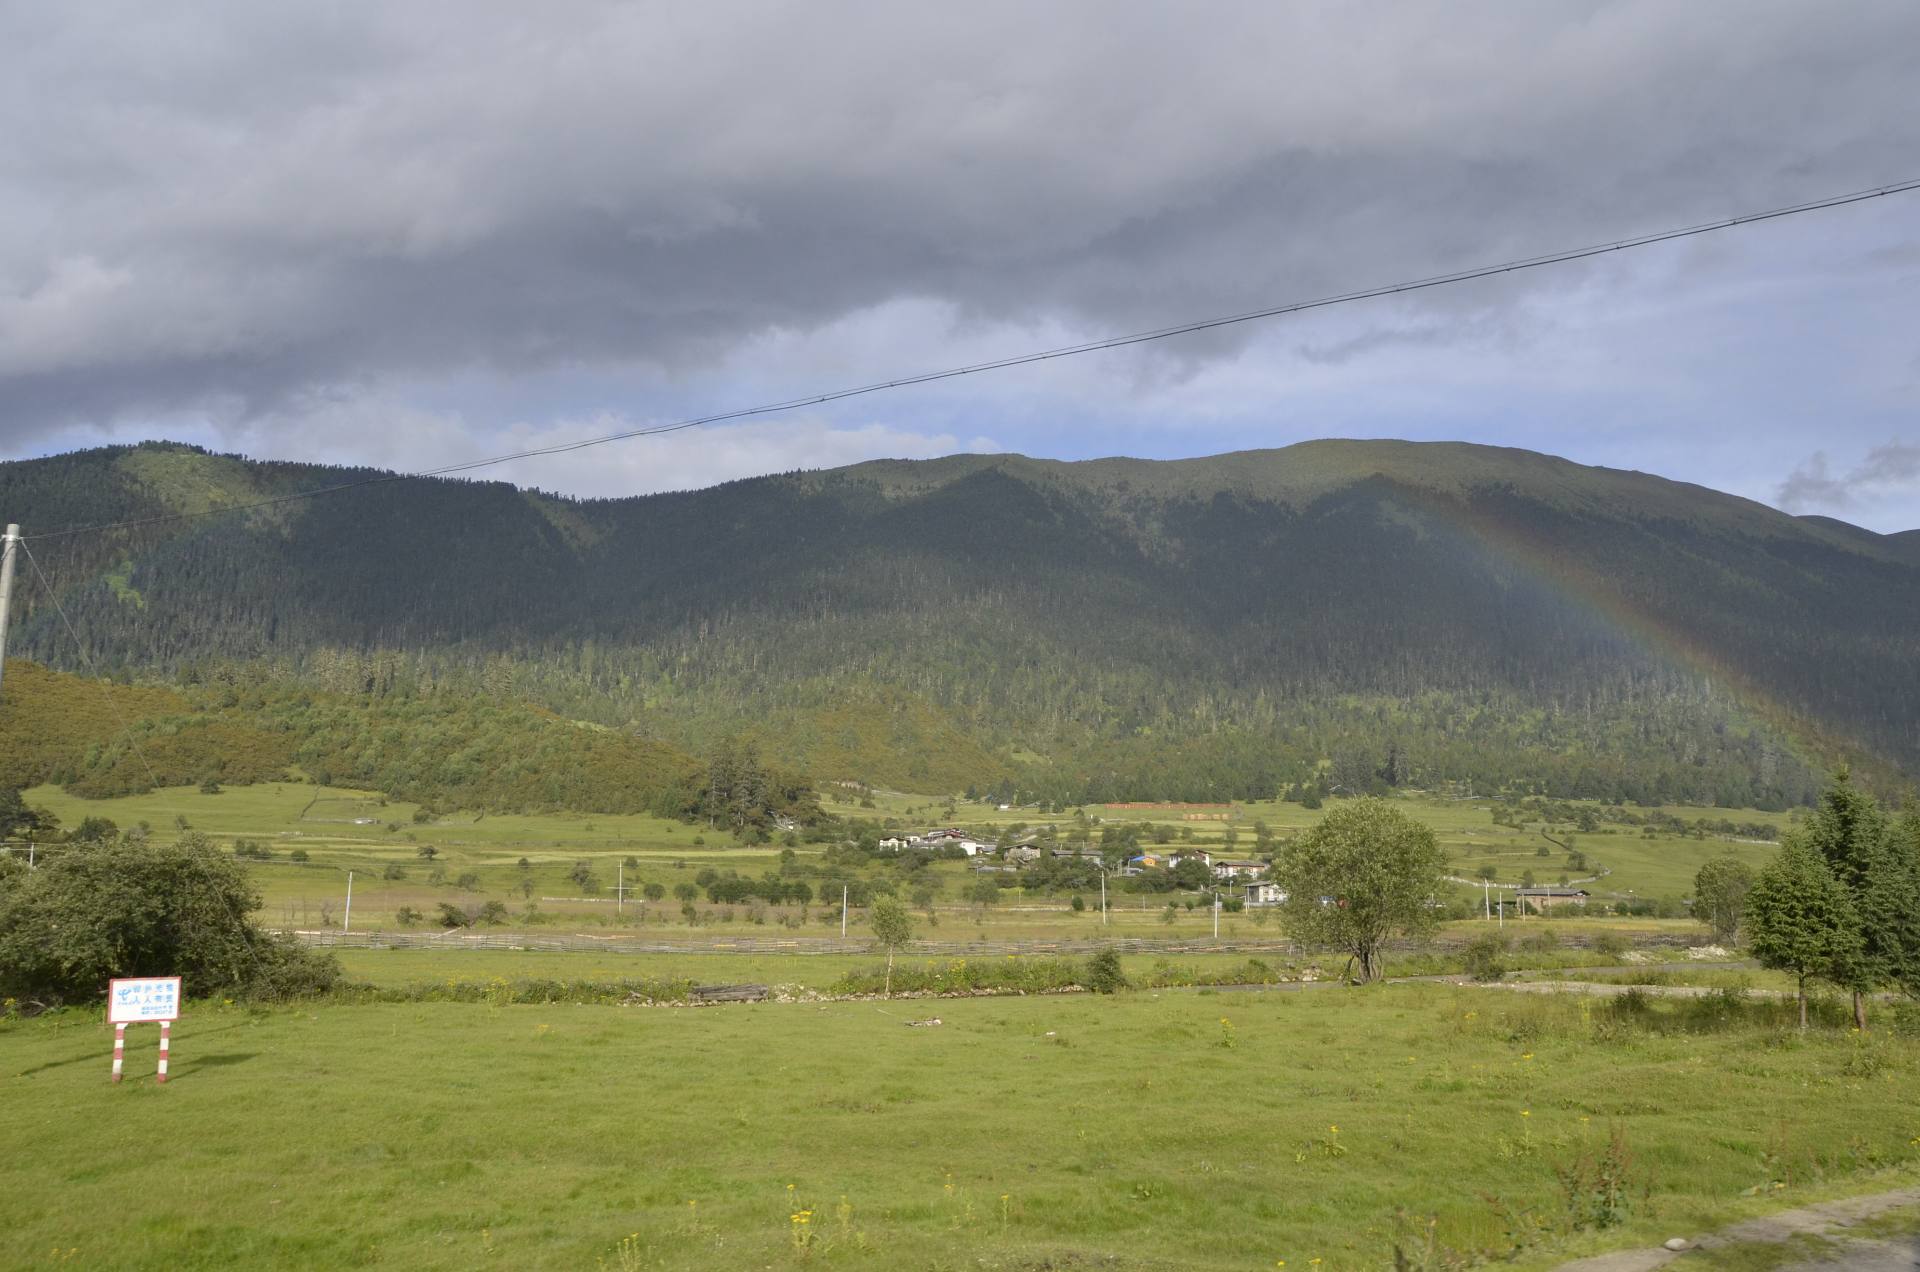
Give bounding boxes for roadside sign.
[109,977,181,1023]
[108,977,181,1084]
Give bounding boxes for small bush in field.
[1084,948,1128,994]
[1463,932,1510,982]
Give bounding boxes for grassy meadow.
[4,983,1918,1271]
[14,782,1786,946]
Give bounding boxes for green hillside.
[1,438,1915,806]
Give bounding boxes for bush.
[1084,948,1128,994]
[289,848,309,863]
[396,906,423,927]
[1593,932,1629,959]
[1463,932,1510,982]
[1070,894,1085,912]
[642,882,666,901]
[0,833,338,1004]
[382,862,407,881]
[455,871,482,891]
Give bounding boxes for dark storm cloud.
[4,0,1918,441]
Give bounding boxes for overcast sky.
[3,2,1916,530]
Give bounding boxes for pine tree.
[1798,770,1900,1027]
[1746,837,1864,1030]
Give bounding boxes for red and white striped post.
[111,1024,126,1083]
[156,1020,171,1083]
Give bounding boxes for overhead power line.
[24,173,1920,543]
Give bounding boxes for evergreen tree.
[1799,770,1906,1027]
[1856,810,1920,1004]
[1746,837,1864,1030]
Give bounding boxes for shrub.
[382,862,407,881]
[642,882,666,902]
[1070,894,1086,912]
[396,906,423,927]
[1463,932,1510,982]
[455,871,482,891]
[0,833,338,1004]
[289,848,309,863]
[1084,948,1128,994]
[435,902,475,928]
[1593,932,1629,959]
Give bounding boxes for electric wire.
[21,173,1920,544]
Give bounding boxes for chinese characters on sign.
[108,976,182,1024]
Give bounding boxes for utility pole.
[1100,869,1108,926]
[343,871,354,933]
[841,885,849,938]
[617,861,624,916]
[0,524,20,702]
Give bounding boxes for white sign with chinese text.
[108,976,182,1023]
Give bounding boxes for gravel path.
[1554,1187,1920,1271]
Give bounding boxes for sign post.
[108,976,182,1084]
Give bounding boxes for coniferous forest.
[1,438,1915,812]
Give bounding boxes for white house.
[1244,881,1287,907]
[1213,859,1265,881]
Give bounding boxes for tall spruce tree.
[1746,837,1864,1030]
[1858,808,1920,1003]
[1799,770,1901,1027]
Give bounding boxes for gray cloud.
[2,1,1919,536]
[1777,443,1920,511]
[3,2,1918,435]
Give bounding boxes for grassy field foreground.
[5,985,1920,1270]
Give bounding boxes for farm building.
[1515,887,1589,914]
[1244,881,1287,907]
[1212,859,1265,880]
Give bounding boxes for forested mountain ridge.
[1,438,1914,808]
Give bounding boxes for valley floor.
[4,981,1917,1270]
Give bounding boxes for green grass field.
[16,782,1787,947]
[4,983,1916,1270]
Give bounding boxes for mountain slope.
[1,439,1914,803]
